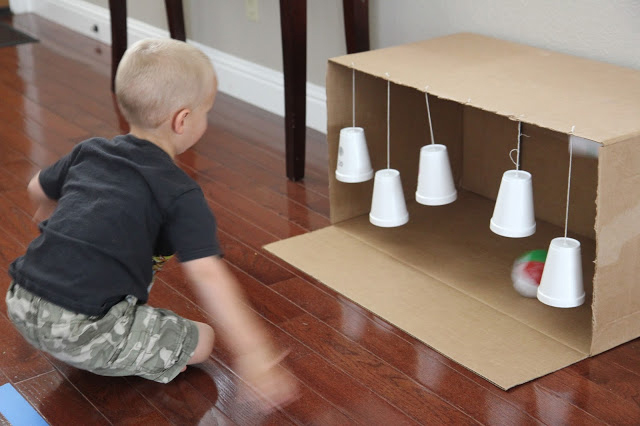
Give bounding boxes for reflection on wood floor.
[0,12,639,425]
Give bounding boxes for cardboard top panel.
[330,33,640,145]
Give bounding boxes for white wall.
[15,0,640,132]
[76,0,640,86]
[371,0,640,72]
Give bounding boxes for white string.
[386,73,390,169]
[565,125,576,240]
[509,119,527,172]
[516,121,522,171]
[351,63,355,128]
[425,86,435,145]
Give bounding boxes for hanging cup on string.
[415,89,456,206]
[335,64,373,183]
[537,237,585,308]
[490,124,536,238]
[490,169,536,238]
[369,73,409,228]
[415,144,457,205]
[537,126,585,308]
[369,168,409,227]
[335,127,374,183]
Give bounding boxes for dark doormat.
[0,21,38,48]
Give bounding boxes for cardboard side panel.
[462,107,520,199]
[327,62,463,224]
[265,225,588,389]
[462,108,597,239]
[591,135,640,354]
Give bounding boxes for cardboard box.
[265,33,640,389]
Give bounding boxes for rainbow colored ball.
[511,249,547,298]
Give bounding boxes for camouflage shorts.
[5,282,199,384]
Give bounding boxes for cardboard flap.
[330,33,640,144]
[265,221,588,389]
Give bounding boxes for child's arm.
[181,255,298,410]
[28,171,58,222]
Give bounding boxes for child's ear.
[172,108,190,134]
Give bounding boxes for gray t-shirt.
[9,134,221,316]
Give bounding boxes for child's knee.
[190,322,214,364]
[200,323,215,350]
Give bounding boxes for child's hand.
[235,349,299,412]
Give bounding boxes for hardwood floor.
[0,13,639,425]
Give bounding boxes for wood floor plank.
[0,193,40,244]
[208,199,281,248]
[0,127,59,170]
[280,313,478,425]
[0,143,24,165]
[0,80,89,153]
[125,373,238,426]
[506,383,608,426]
[2,158,40,186]
[199,178,308,240]
[286,353,421,425]
[271,277,543,425]
[199,162,331,231]
[10,14,111,72]
[182,147,330,225]
[46,356,174,426]
[0,168,25,194]
[185,135,329,220]
[533,369,640,424]
[567,355,640,406]
[595,338,640,377]
[216,230,297,285]
[15,370,112,426]
[0,314,54,384]
[177,358,295,426]
[194,126,329,198]
[157,262,305,329]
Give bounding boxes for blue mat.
[0,383,48,426]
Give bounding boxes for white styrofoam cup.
[415,144,457,206]
[537,237,585,308]
[335,127,374,183]
[490,170,536,238]
[369,168,409,227]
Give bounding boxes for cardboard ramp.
[265,192,594,389]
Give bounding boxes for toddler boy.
[5,38,297,410]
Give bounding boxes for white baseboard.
[27,0,327,134]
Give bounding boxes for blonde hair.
[115,38,216,129]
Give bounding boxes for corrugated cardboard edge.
[591,133,640,354]
[329,33,640,145]
[265,226,588,390]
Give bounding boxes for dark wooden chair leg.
[164,0,186,41]
[279,0,307,181]
[109,0,127,92]
[343,0,369,53]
